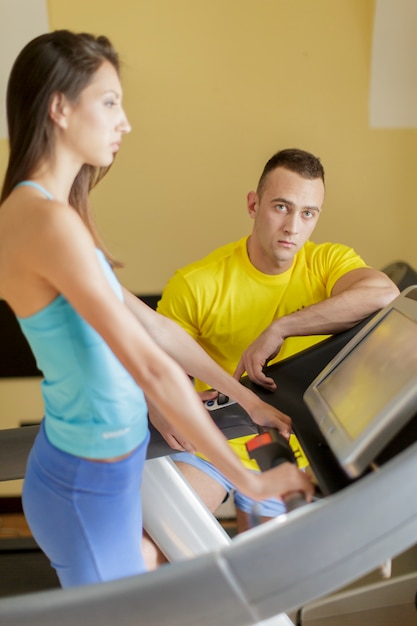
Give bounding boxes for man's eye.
[276,204,286,212]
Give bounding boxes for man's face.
[246,166,325,274]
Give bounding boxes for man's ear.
[49,93,71,129]
[247,191,258,219]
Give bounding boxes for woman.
[0,30,313,588]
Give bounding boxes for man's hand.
[234,324,284,390]
[147,389,219,452]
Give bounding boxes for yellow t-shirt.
[158,237,367,469]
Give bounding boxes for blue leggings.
[172,451,286,517]
[22,421,150,588]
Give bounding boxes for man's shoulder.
[301,240,356,262]
[158,237,248,318]
[177,237,247,279]
[302,240,352,253]
[298,240,366,280]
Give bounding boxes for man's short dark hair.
[257,148,325,196]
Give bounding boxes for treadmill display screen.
[304,288,417,477]
[318,309,417,439]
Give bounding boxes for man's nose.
[283,213,299,234]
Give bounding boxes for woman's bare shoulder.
[0,195,94,316]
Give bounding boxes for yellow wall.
[2,0,417,493]
[33,0,417,288]
[3,0,417,289]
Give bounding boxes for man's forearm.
[274,271,399,340]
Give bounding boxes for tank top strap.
[15,180,54,200]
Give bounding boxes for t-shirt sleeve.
[317,243,368,296]
[157,271,200,340]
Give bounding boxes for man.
[149,148,399,541]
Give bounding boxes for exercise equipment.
[382,260,417,291]
[1,414,416,625]
[297,571,417,625]
[304,285,417,478]
[246,430,307,513]
[1,283,417,624]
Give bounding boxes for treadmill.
[0,284,417,625]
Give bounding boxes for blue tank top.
[15,182,149,458]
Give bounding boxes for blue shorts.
[172,451,286,518]
[22,420,150,588]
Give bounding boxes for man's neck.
[246,235,294,275]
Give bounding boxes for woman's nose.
[119,109,132,134]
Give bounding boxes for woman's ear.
[49,93,71,129]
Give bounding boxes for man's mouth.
[278,240,296,247]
